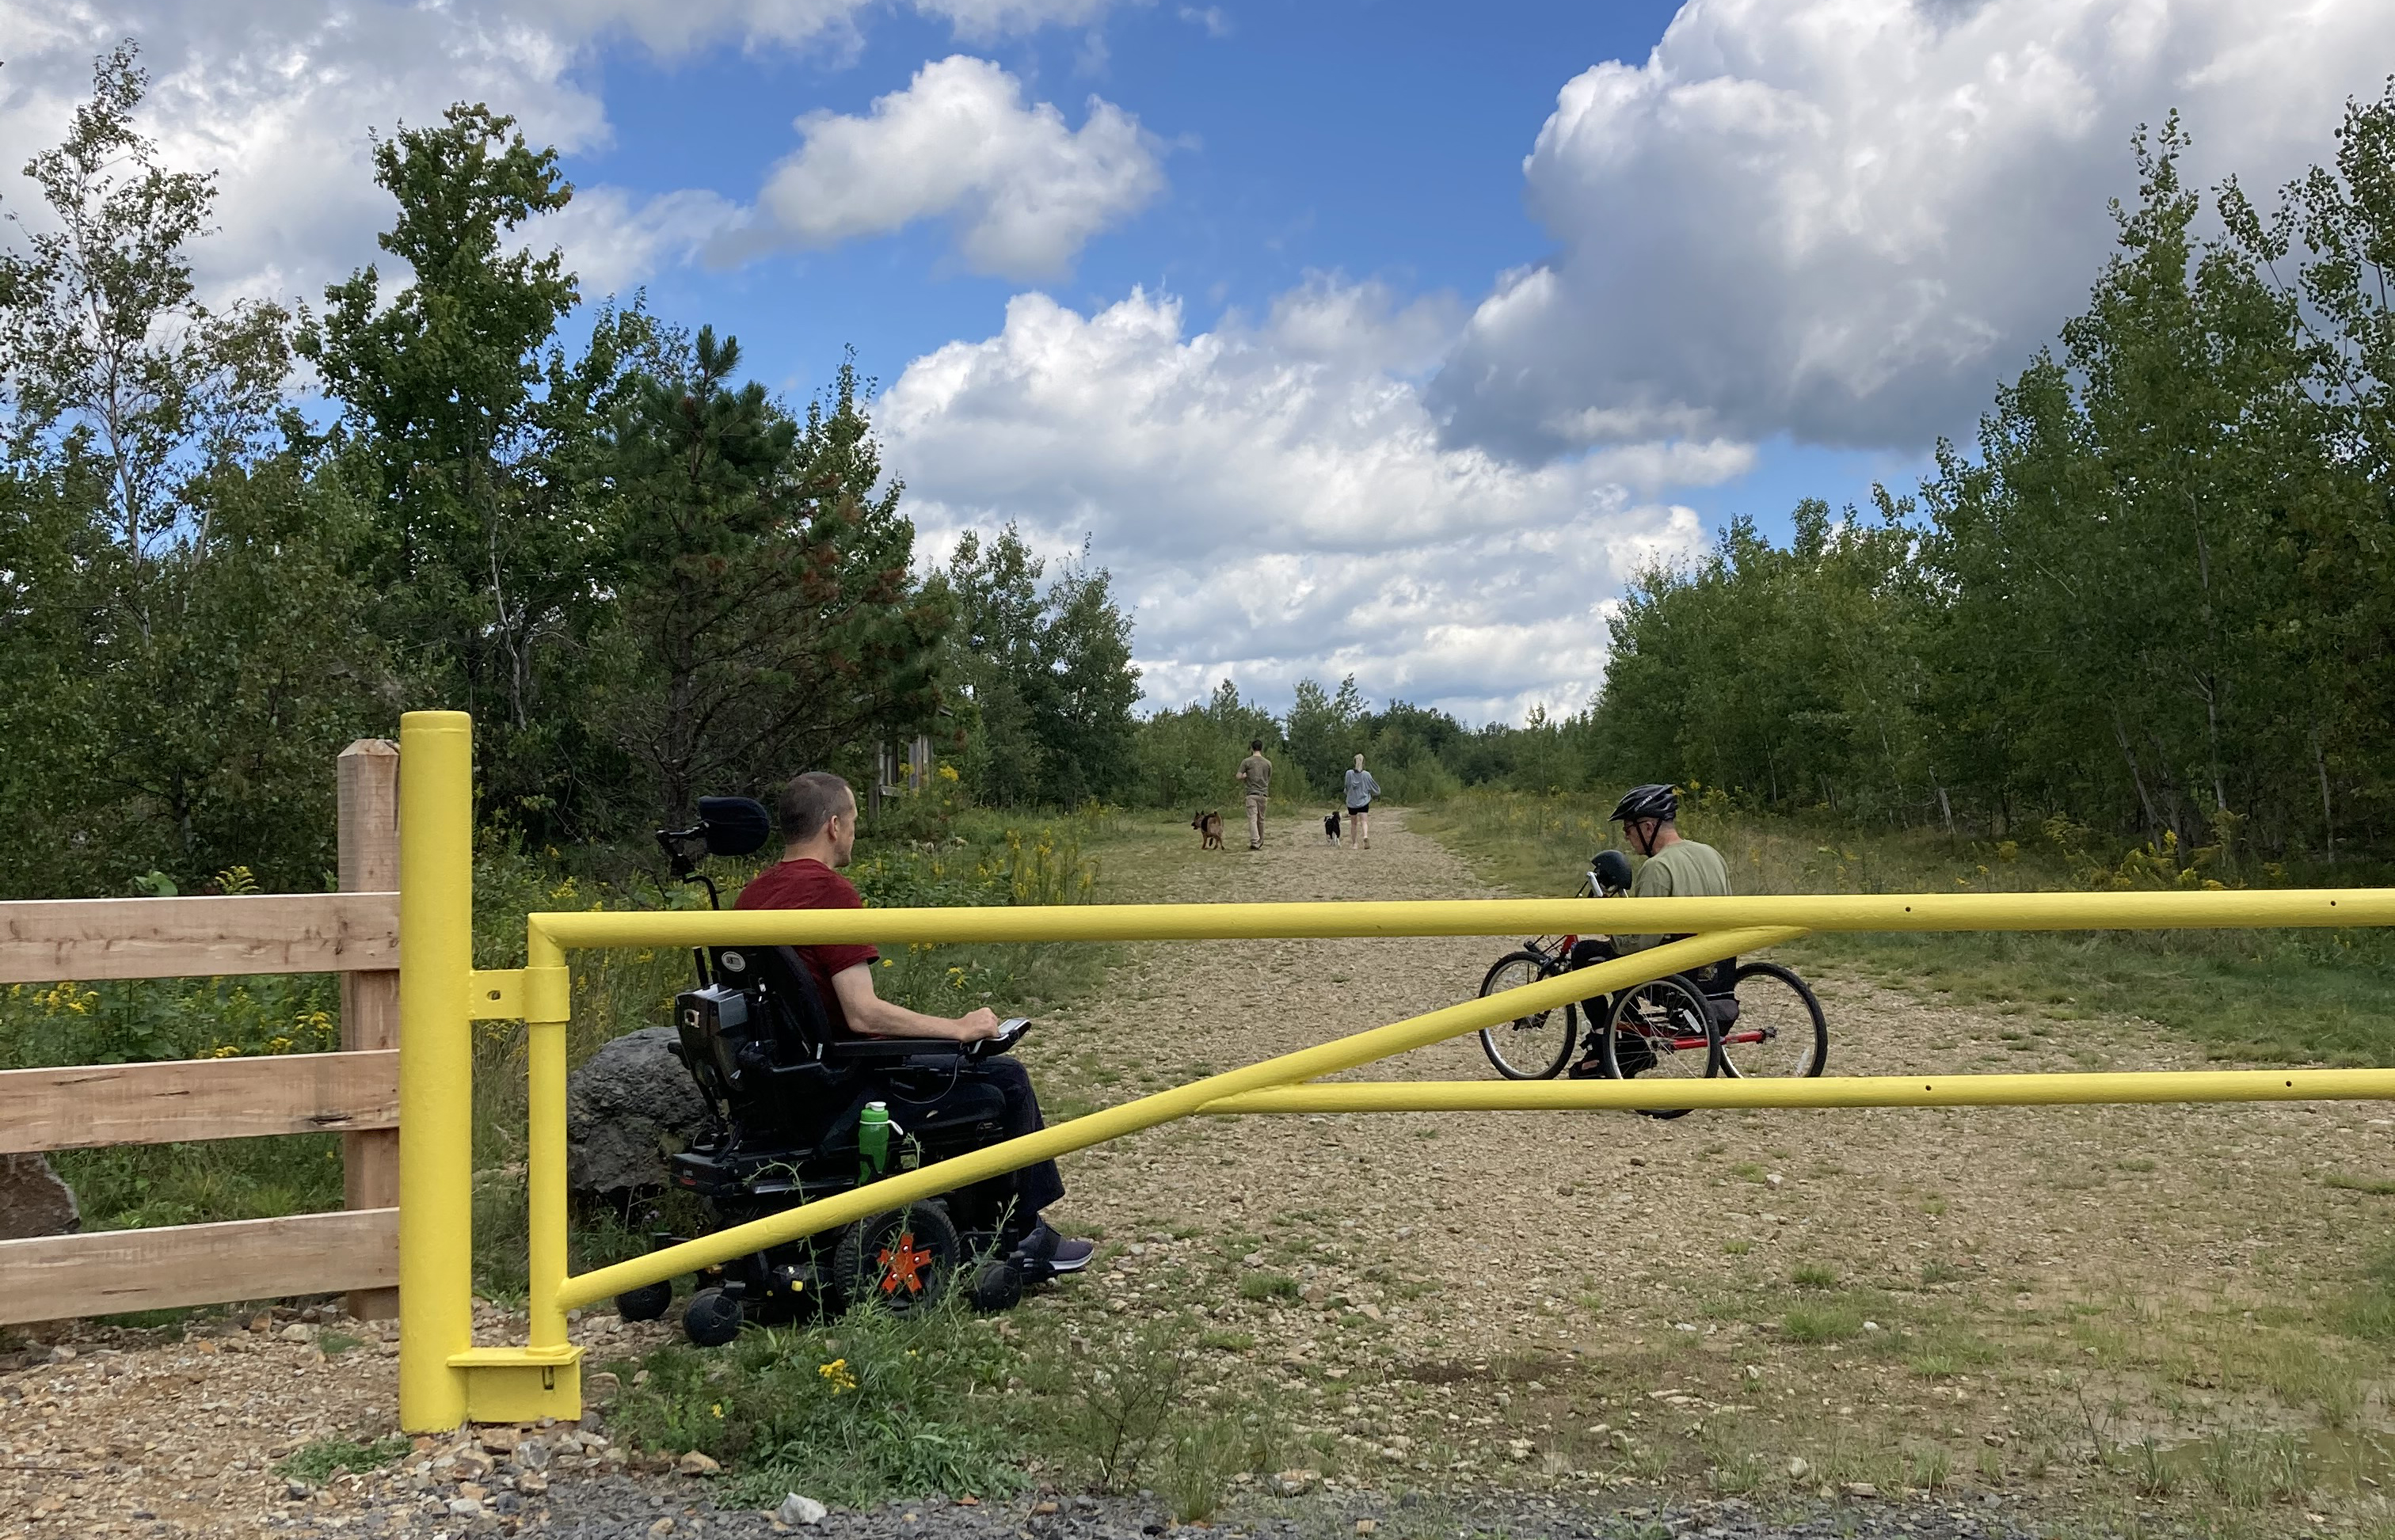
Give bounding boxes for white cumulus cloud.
[720,55,1162,279]
[878,278,1735,720]
[0,0,1133,306]
[1431,0,2395,458]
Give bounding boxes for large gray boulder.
[566,1027,713,1200]
[0,1154,80,1239]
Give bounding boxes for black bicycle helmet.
[1591,848,1634,894]
[1609,783,1678,824]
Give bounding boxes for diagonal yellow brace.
[1198,1067,2395,1115]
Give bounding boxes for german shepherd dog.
[1323,809,1343,846]
[1192,809,1225,850]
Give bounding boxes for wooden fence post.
[338,739,401,1321]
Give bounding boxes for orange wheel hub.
[877,1232,937,1296]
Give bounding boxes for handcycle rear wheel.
[1717,960,1827,1078]
[1600,973,1718,1119]
[1476,951,1578,1080]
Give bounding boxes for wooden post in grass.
[338,738,401,1321]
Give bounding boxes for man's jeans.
[1246,795,1266,848]
[971,1055,1064,1216]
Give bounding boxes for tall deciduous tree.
[0,42,289,574]
[0,45,386,895]
[938,524,1139,808]
[298,105,588,789]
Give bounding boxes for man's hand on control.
[955,1006,1003,1041]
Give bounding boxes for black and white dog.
[1323,809,1343,846]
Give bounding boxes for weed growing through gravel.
[276,1436,410,1485]
[604,1301,1025,1508]
[1022,1310,1293,1521]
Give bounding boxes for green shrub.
[606,1303,1026,1507]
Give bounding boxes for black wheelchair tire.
[615,1281,674,1323]
[1601,973,1719,1120]
[1476,951,1578,1081]
[1721,960,1829,1078]
[965,1257,1025,1313]
[683,1287,743,1347]
[832,1201,961,1317]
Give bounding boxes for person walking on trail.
[1568,782,1731,1078]
[1342,754,1381,850]
[1236,739,1272,850]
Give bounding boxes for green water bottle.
[859,1101,890,1182]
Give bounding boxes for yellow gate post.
[398,712,474,1431]
[398,711,581,1432]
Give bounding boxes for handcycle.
[1475,850,1828,1115]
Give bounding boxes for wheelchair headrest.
[698,797,774,857]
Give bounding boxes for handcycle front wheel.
[1476,950,1578,1081]
[1717,960,1828,1078]
[1600,973,1719,1119]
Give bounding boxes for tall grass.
[1412,788,2395,1066]
[606,1300,1027,1506]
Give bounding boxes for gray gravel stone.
[523,1478,2045,1540]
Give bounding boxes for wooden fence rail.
[0,739,404,1325]
[0,1050,399,1153]
[0,892,398,984]
[0,1211,398,1325]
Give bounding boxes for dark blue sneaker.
[1019,1222,1095,1275]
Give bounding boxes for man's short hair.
[1249,738,1263,751]
[779,771,855,842]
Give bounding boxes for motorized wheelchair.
[611,797,1057,1345]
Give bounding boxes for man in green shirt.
[1609,783,1731,952]
[1567,783,1730,1078]
[1236,740,1272,850]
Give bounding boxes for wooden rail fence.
[0,740,403,1325]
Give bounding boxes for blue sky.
[574,2,1686,405]
[4,0,2387,721]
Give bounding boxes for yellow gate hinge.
[467,966,573,1022]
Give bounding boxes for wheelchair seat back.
[670,943,1008,1190]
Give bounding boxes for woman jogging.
[1343,755,1381,850]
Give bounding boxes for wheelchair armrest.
[966,1017,1033,1059]
[821,1037,969,1068]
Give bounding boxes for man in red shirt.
[736,770,1091,1274]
